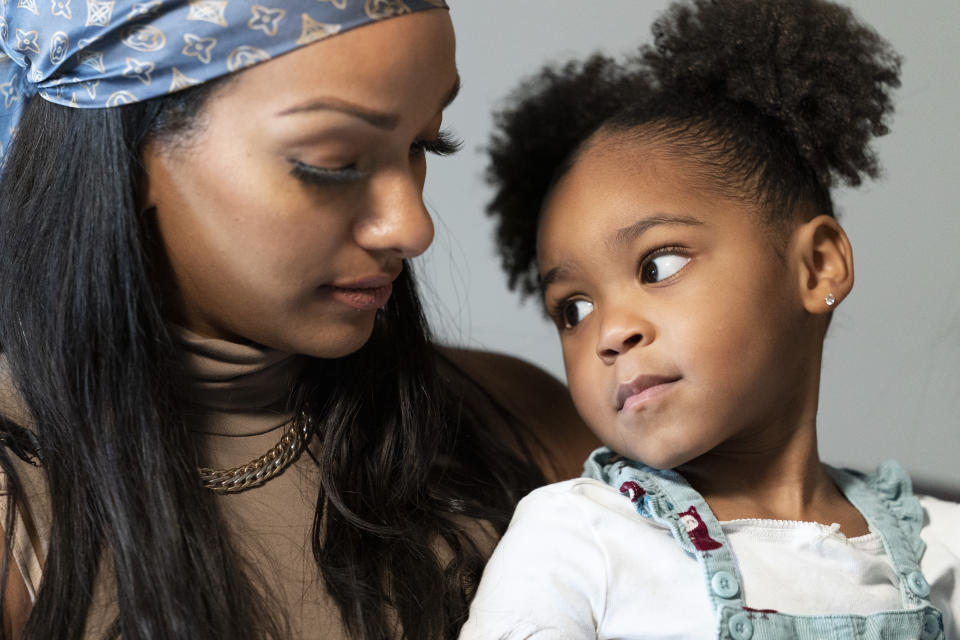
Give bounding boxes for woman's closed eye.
[290,129,461,187]
[639,247,691,284]
[289,160,366,187]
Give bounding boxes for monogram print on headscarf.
[105,89,136,105]
[296,13,340,45]
[365,0,410,20]
[186,0,227,27]
[182,33,217,64]
[122,24,166,51]
[248,6,284,37]
[15,28,40,53]
[85,1,115,27]
[225,44,269,72]
[127,0,162,20]
[0,79,21,108]
[0,0,449,160]
[169,66,199,91]
[49,31,69,63]
[17,0,40,17]
[122,56,154,84]
[52,0,72,20]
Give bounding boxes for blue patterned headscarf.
[0,0,448,156]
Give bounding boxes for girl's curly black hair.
[486,0,901,299]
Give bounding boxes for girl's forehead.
[535,138,772,272]
[542,140,702,230]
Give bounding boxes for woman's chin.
[278,315,379,359]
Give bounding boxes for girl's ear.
[791,215,854,313]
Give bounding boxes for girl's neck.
[677,416,870,537]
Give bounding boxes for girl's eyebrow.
[540,262,575,292]
[609,213,703,251]
[540,213,703,292]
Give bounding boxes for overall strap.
[827,461,933,610]
[584,448,748,617]
[585,450,946,640]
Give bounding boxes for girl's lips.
[616,375,681,412]
[330,283,393,311]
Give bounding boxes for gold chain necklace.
[199,413,314,494]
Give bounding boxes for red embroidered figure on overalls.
[743,606,778,619]
[678,505,723,551]
[619,481,645,503]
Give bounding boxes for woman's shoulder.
[438,347,600,481]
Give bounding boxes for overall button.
[728,612,753,640]
[920,612,942,640]
[907,571,931,598]
[711,571,740,599]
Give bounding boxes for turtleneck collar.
[171,325,304,437]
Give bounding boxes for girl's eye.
[640,251,690,284]
[559,299,594,329]
[289,160,366,187]
[410,129,462,158]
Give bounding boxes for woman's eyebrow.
[275,97,400,129]
[274,74,461,130]
[441,74,461,110]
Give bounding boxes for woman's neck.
[170,324,303,436]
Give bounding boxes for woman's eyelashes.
[290,129,462,187]
[409,129,462,157]
[289,160,366,186]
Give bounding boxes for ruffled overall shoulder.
[832,459,925,561]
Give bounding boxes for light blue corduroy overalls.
[584,449,946,640]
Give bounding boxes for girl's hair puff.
[486,0,901,299]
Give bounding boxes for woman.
[0,2,595,638]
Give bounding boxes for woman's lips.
[616,375,681,412]
[328,274,398,311]
[330,283,393,311]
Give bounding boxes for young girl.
[461,0,959,638]
[0,2,595,638]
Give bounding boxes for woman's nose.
[596,307,652,365]
[354,171,434,259]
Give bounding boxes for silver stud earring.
[825,293,836,307]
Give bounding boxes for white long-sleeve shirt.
[459,478,960,640]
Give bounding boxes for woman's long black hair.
[0,83,543,638]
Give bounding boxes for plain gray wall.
[418,1,960,488]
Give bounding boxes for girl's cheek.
[565,359,604,428]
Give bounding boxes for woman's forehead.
[211,11,457,119]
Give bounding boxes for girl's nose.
[596,308,652,365]
[354,171,435,259]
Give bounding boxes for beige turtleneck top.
[0,329,353,637]
[0,327,594,637]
